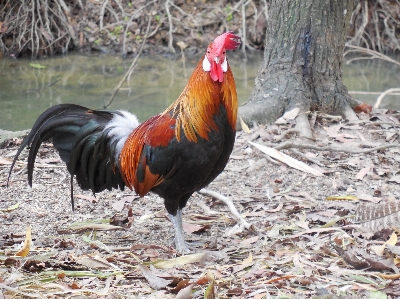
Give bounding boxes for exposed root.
[165,0,175,54]
[198,188,251,235]
[0,0,267,57]
[2,1,400,57]
[274,141,399,153]
[375,88,400,108]
[344,45,400,67]
[295,113,313,139]
[348,1,400,53]
[288,148,324,167]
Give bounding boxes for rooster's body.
[8,32,240,253]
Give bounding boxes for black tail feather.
[8,104,129,211]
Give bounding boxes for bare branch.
[104,16,151,109]
[198,188,251,234]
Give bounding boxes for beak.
[214,57,220,64]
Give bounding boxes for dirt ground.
[1,110,400,298]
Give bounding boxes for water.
[0,52,399,131]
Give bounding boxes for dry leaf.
[111,196,135,212]
[195,275,211,285]
[204,273,215,299]
[371,232,398,256]
[239,116,251,133]
[389,176,400,184]
[357,193,381,203]
[70,282,81,289]
[138,264,169,290]
[74,194,98,203]
[387,244,400,256]
[182,222,210,234]
[354,103,372,114]
[323,124,342,138]
[239,236,259,247]
[175,283,194,299]
[326,195,358,201]
[16,226,32,257]
[76,257,112,269]
[70,223,124,232]
[333,244,369,270]
[1,202,19,212]
[151,252,213,269]
[248,141,323,176]
[227,288,244,296]
[275,108,300,124]
[241,252,253,265]
[171,279,191,293]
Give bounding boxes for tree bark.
[239,0,361,132]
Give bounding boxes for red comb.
[212,32,241,54]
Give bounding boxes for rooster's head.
[203,32,241,82]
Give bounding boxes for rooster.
[8,32,240,253]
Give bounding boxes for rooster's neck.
[164,60,238,143]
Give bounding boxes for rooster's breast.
[148,105,236,214]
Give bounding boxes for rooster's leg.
[170,209,190,254]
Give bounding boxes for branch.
[99,0,108,30]
[165,0,175,53]
[198,188,251,235]
[104,16,151,109]
[344,44,400,67]
[122,0,157,57]
[274,141,399,153]
[374,88,400,108]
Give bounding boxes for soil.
[1,111,400,298]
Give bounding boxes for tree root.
[273,141,399,153]
[347,1,400,53]
[198,188,251,235]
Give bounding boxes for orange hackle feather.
[119,35,238,197]
[166,60,237,142]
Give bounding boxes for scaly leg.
[170,209,190,254]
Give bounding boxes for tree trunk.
[239,0,361,134]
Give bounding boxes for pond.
[0,51,399,131]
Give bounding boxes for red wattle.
[211,61,223,82]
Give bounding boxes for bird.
[8,32,240,253]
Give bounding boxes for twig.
[0,284,42,298]
[273,129,301,142]
[344,44,400,67]
[104,16,151,109]
[30,0,35,58]
[99,0,108,30]
[241,0,251,59]
[288,148,325,167]
[56,0,70,14]
[105,2,119,23]
[347,1,368,48]
[165,0,175,53]
[364,121,400,127]
[274,141,399,153]
[122,0,157,57]
[198,188,251,231]
[374,88,400,108]
[349,91,400,96]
